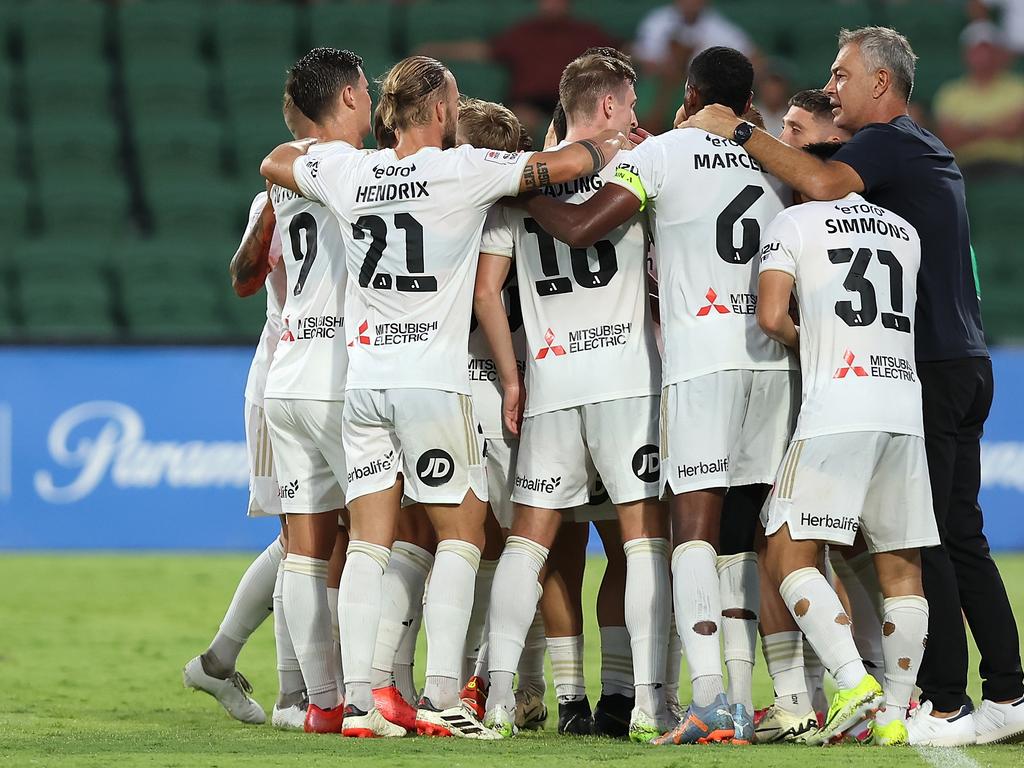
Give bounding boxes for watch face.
[734,123,753,144]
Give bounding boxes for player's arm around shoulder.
[516,129,628,194]
[260,138,318,196]
[757,210,801,348]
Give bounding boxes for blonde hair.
[377,56,449,131]
[458,98,522,153]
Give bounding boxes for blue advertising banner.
[0,346,1021,551]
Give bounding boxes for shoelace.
[229,671,254,696]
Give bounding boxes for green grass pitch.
[1,553,1022,767]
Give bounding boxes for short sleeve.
[832,123,901,195]
[239,192,268,247]
[292,147,358,209]
[457,146,532,208]
[759,211,801,278]
[606,140,666,209]
[480,206,514,259]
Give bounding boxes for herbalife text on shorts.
[800,512,860,533]
[677,458,729,478]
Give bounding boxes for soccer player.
[261,55,626,738]
[779,88,851,148]
[477,49,668,743]
[757,141,938,746]
[261,48,380,735]
[182,157,292,729]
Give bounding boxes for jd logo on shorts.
[417,449,455,486]
[632,445,660,482]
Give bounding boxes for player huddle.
[184,35,940,747]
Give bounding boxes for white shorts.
[264,398,347,515]
[513,395,660,509]
[764,432,940,552]
[563,476,617,522]
[661,370,798,495]
[244,400,281,518]
[343,388,487,505]
[485,436,518,529]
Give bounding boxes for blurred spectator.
[754,65,793,137]
[971,0,1024,55]
[631,0,757,131]
[415,0,615,139]
[934,21,1024,177]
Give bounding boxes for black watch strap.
[733,121,754,146]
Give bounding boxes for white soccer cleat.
[182,655,266,724]
[907,700,976,746]
[416,697,502,739]
[485,703,519,738]
[754,705,818,743]
[974,696,1024,745]
[628,707,672,744]
[271,699,308,730]
[341,704,407,738]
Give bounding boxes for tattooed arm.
[516,129,626,193]
[229,194,277,297]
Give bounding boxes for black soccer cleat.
[557,696,595,736]
[593,693,634,738]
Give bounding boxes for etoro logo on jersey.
[834,349,917,381]
[535,328,567,360]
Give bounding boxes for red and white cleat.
[415,697,502,739]
[459,675,488,720]
[373,685,417,731]
[303,703,344,734]
[341,703,407,738]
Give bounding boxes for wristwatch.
[732,121,755,146]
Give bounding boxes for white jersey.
[264,141,355,401]
[471,208,528,438]
[608,128,795,385]
[759,193,923,439]
[485,147,660,417]
[294,144,530,394]
[241,192,286,407]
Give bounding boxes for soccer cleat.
[182,656,266,724]
[806,674,883,746]
[730,703,755,744]
[868,718,909,745]
[666,694,685,726]
[341,703,407,738]
[652,693,734,745]
[557,697,595,735]
[304,703,345,734]
[974,696,1024,745]
[416,697,501,739]
[753,705,817,743]
[459,675,488,720]
[515,686,548,730]
[373,684,417,731]
[907,700,976,746]
[484,703,518,738]
[272,693,308,730]
[628,707,670,744]
[594,693,634,738]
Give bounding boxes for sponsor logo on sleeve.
[484,150,522,165]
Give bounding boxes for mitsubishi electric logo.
[696,287,730,316]
[535,328,567,360]
[834,349,868,379]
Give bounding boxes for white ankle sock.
[762,631,810,714]
[282,554,338,710]
[718,552,759,714]
[599,626,634,698]
[780,567,866,691]
[463,558,498,684]
[624,538,670,701]
[207,537,283,675]
[423,540,481,709]
[518,609,547,694]
[371,541,433,690]
[547,634,586,702]
[338,541,390,712]
[273,561,304,700]
[672,541,724,706]
[876,595,929,726]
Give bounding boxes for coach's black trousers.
[916,356,1024,711]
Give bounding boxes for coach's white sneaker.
[974,696,1024,745]
[907,700,976,746]
[182,656,266,724]
[272,696,308,730]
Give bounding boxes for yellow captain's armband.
[613,165,647,211]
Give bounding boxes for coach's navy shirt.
[833,115,988,361]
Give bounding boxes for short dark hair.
[285,47,363,124]
[687,46,753,116]
[552,101,567,143]
[802,141,844,161]
[788,89,834,122]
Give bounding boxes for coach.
[684,27,1024,745]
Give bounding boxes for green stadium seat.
[0,118,18,181]
[450,61,509,103]
[0,181,30,246]
[110,236,240,275]
[232,121,291,193]
[38,177,131,241]
[23,59,113,121]
[16,0,107,66]
[575,0,663,42]
[222,277,273,336]
[213,2,298,62]
[118,0,209,63]
[33,120,121,183]
[403,0,534,50]
[307,1,396,59]
[123,57,212,123]
[120,262,230,339]
[18,259,116,338]
[135,118,227,183]
[145,177,250,241]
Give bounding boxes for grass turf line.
[1,553,1022,767]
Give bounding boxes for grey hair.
[838,26,918,101]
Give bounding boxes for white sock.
[718,552,759,714]
[762,631,810,714]
[423,540,481,709]
[780,567,866,691]
[206,537,283,676]
[547,634,586,702]
[876,595,929,726]
[517,609,547,694]
[803,642,829,713]
[371,541,433,690]
[599,626,634,698]
[840,551,885,681]
[338,541,390,712]
[463,558,498,684]
[666,619,682,705]
[486,536,548,712]
[394,610,421,705]
[282,554,338,710]
[327,586,344,700]
[671,541,724,706]
[273,561,304,703]
[624,537,670,712]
